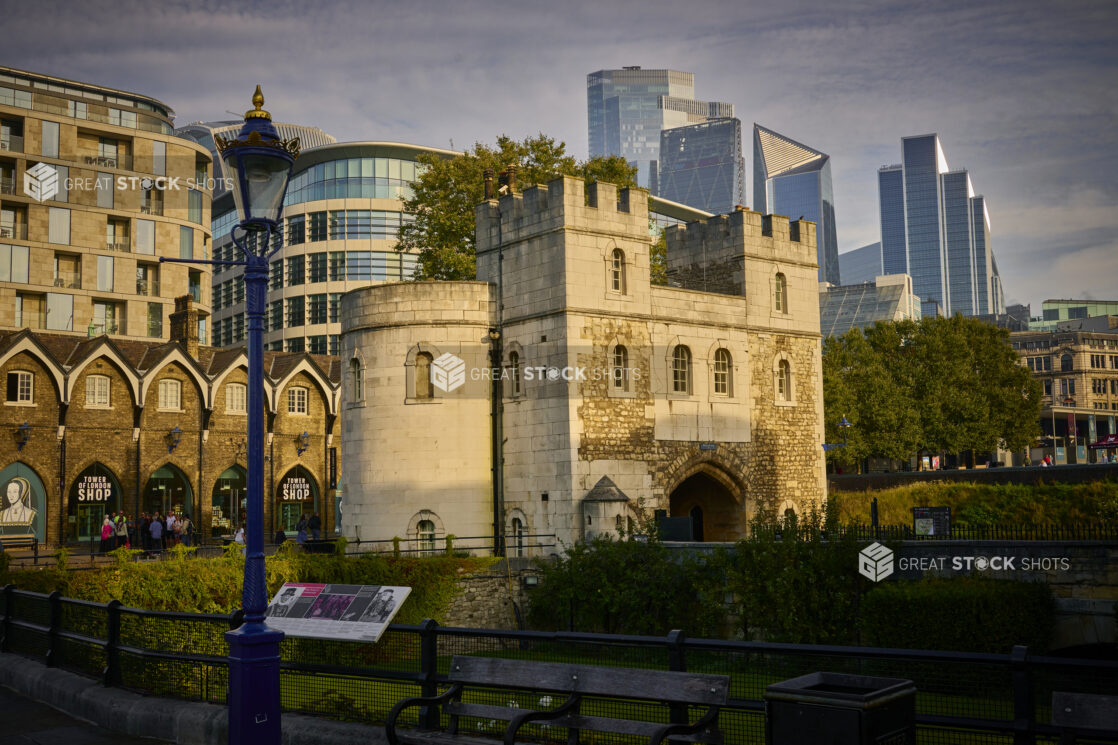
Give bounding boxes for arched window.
[612,345,629,392]
[774,273,787,313]
[415,352,433,399]
[417,519,436,554]
[157,379,181,411]
[672,345,691,394]
[509,351,521,396]
[1061,354,1073,372]
[777,359,792,401]
[713,348,732,396]
[349,357,364,403]
[510,517,525,557]
[610,248,626,293]
[85,374,110,408]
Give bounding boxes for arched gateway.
[667,462,745,542]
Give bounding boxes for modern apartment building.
[657,117,744,215]
[0,66,212,342]
[753,124,840,284]
[209,141,457,354]
[877,134,1003,317]
[587,67,733,193]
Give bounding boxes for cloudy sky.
[3,0,1115,311]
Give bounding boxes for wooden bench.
[0,535,38,559]
[1052,692,1118,744]
[386,656,730,745]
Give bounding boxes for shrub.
[859,578,1056,653]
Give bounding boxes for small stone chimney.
[483,168,496,200]
[169,295,199,358]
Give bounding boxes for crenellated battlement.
[475,176,649,256]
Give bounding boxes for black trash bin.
[765,671,916,745]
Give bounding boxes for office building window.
[46,292,72,331]
[308,294,327,324]
[287,256,305,286]
[147,302,162,337]
[308,252,327,283]
[309,335,327,355]
[288,215,305,245]
[270,259,282,290]
[268,300,282,332]
[286,297,304,327]
[96,255,114,292]
[329,251,345,280]
[308,211,327,241]
[152,141,165,176]
[329,293,341,322]
[285,337,304,353]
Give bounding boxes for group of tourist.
[139,511,194,551]
[97,512,131,553]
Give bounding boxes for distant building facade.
[1011,326,1118,464]
[1028,299,1118,332]
[340,178,826,551]
[587,67,733,193]
[657,117,744,215]
[877,134,1004,317]
[0,66,213,344]
[209,141,457,355]
[819,274,922,339]
[838,243,882,286]
[0,301,341,547]
[753,124,840,284]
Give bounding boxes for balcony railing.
[88,321,120,336]
[139,203,163,216]
[0,176,14,195]
[0,224,27,240]
[53,273,81,289]
[136,279,160,297]
[189,285,203,303]
[82,154,133,170]
[0,136,24,153]
[15,312,46,330]
[106,240,130,252]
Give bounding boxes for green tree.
[823,316,1041,465]
[397,134,637,280]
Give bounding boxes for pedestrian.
[114,513,128,550]
[296,513,308,544]
[99,516,114,554]
[308,512,322,541]
[180,514,193,547]
[166,512,177,546]
[149,512,163,552]
[140,513,151,551]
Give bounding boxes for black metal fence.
[2,585,1115,744]
[750,522,1118,543]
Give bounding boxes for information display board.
[265,583,410,642]
[912,506,951,537]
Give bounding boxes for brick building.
[339,177,826,551]
[0,298,340,547]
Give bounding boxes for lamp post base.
[226,622,285,745]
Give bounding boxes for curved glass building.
[209,141,458,354]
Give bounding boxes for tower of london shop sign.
[77,476,114,501]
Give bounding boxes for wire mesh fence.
[1,585,1116,744]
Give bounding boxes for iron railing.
[1,586,1115,744]
[750,522,1118,543]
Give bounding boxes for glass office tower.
[658,118,743,215]
[587,67,732,191]
[752,124,840,284]
[877,134,1003,317]
[838,242,883,286]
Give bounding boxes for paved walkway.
[0,685,171,745]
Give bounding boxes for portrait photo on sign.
[268,586,302,618]
[0,477,35,525]
[360,588,398,624]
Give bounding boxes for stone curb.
[0,653,388,745]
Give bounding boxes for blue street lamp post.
[162,86,298,745]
